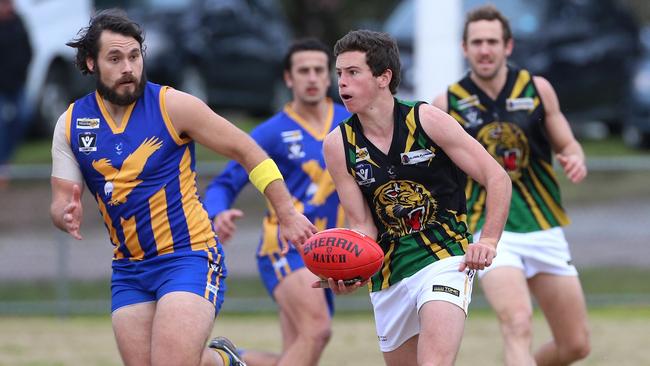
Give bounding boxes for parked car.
[95,0,292,116]
[15,0,93,136]
[384,0,642,135]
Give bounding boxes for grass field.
[1,307,649,365]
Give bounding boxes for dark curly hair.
[463,4,512,43]
[334,30,401,95]
[66,8,145,75]
[283,38,333,72]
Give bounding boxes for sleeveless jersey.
[204,100,350,255]
[446,67,570,233]
[67,82,218,260]
[340,99,471,292]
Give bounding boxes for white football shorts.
[475,227,578,279]
[369,255,474,352]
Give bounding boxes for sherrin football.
[300,228,384,281]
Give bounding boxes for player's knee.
[559,332,590,362]
[499,310,533,339]
[310,320,332,346]
[299,316,332,347]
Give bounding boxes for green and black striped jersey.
[339,99,471,292]
[447,66,570,233]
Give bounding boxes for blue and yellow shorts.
[111,246,227,316]
[257,246,334,315]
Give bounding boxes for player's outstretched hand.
[556,153,587,183]
[212,209,244,244]
[63,184,83,240]
[459,241,496,271]
[278,211,317,254]
[311,277,369,295]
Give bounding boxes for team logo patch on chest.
[78,132,97,154]
[462,107,484,128]
[281,130,305,159]
[400,149,434,165]
[354,163,375,186]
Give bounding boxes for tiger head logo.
[476,122,529,180]
[373,180,437,237]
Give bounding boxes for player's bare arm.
[164,88,317,247]
[50,177,84,240]
[535,76,587,183]
[418,104,512,270]
[50,111,85,240]
[318,128,377,293]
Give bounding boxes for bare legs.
[481,268,590,366]
[242,268,332,366]
[112,292,226,366]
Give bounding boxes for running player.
[50,9,316,366]
[432,5,590,365]
[204,38,350,366]
[322,29,511,365]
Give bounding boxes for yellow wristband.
[249,158,284,193]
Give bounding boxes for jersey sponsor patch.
[356,147,370,162]
[355,163,375,186]
[206,283,219,297]
[78,132,97,154]
[457,94,481,110]
[400,149,434,165]
[432,285,460,297]
[506,97,535,111]
[76,117,100,129]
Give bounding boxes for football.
[300,228,384,281]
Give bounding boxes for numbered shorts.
[258,246,335,315]
[475,227,578,279]
[369,256,475,352]
[111,246,227,316]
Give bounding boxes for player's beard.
[95,65,147,106]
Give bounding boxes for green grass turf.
[0,267,650,302]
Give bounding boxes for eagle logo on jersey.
[302,160,336,206]
[476,122,529,180]
[373,180,437,237]
[92,137,163,205]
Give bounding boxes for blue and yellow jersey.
[67,82,218,260]
[446,66,570,233]
[204,99,350,255]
